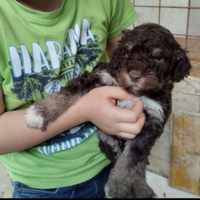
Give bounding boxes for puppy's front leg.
[24,71,100,131]
[24,67,117,131]
[24,90,80,131]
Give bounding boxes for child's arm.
[105,32,124,61]
[0,86,144,155]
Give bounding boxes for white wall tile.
[189,9,200,35]
[134,7,159,25]
[160,8,188,34]
[189,0,200,36]
[161,0,189,7]
[134,0,159,6]
[191,0,200,7]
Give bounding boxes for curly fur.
[24,23,191,198]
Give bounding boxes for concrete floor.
[0,159,199,198]
[146,171,200,198]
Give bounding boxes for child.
[0,0,145,198]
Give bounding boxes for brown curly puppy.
[24,23,191,198]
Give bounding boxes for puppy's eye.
[153,56,163,62]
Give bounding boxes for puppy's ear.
[171,49,192,82]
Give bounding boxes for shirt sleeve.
[108,0,138,39]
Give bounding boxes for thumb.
[131,99,144,116]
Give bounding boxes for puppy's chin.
[125,87,147,97]
[128,89,141,97]
[126,87,161,97]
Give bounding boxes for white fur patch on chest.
[97,71,119,86]
[117,96,164,122]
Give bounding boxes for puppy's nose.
[129,70,141,80]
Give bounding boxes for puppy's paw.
[104,170,157,198]
[24,105,45,130]
[105,179,157,198]
[105,179,128,198]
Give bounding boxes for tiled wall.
[132,0,200,37]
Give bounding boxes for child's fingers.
[116,113,146,140]
[113,99,144,124]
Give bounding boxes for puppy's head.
[109,23,192,96]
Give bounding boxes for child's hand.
[77,86,145,140]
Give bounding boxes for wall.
[133,0,200,38]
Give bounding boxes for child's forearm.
[0,103,85,155]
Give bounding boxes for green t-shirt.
[0,0,137,188]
